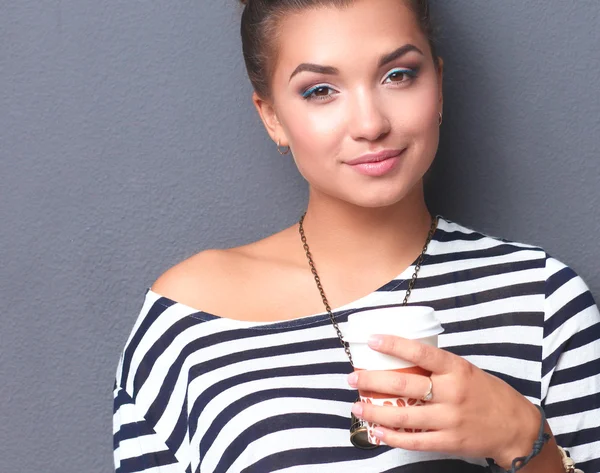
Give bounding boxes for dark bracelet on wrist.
[490,405,552,473]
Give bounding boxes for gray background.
[1,1,599,472]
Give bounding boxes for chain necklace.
[298,213,439,449]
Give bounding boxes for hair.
[238,0,439,100]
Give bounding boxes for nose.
[348,88,391,142]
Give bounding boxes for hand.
[347,335,542,468]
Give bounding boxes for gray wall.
[1,1,598,472]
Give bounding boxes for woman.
[113,1,600,472]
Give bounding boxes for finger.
[369,335,457,374]
[353,402,449,431]
[352,371,439,403]
[371,427,450,452]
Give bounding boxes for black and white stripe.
[113,217,600,473]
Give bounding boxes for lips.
[345,149,405,177]
[346,149,405,165]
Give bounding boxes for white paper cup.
[345,306,443,445]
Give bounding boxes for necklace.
[298,213,439,449]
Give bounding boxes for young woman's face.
[261,0,443,208]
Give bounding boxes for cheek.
[391,85,440,166]
[283,104,346,166]
[393,82,440,136]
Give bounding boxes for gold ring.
[421,377,433,402]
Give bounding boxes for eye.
[382,67,418,85]
[302,84,338,101]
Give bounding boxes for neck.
[300,181,434,275]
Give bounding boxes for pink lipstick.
[345,149,405,177]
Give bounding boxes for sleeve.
[542,255,600,473]
[113,288,194,473]
[113,387,187,473]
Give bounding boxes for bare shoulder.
[150,249,235,310]
[150,226,303,315]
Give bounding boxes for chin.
[337,184,416,209]
[308,169,426,209]
[346,194,407,209]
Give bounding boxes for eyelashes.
[302,84,334,101]
[383,67,419,84]
[301,66,420,102]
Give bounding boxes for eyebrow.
[378,44,424,68]
[288,43,424,82]
[289,64,339,82]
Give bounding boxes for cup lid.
[343,306,443,343]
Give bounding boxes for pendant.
[350,399,379,449]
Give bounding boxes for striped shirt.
[113,217,600,473]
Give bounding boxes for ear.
[436,57,444,113]
[252,92,289,147]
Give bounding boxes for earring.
[438,112,443,126]
[277,140,291,155]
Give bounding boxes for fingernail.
[351,403,363,417]
[368,335,382,348]
[373,428,385,439]
[347,372,358,387]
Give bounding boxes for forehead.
[273,0,426,80]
